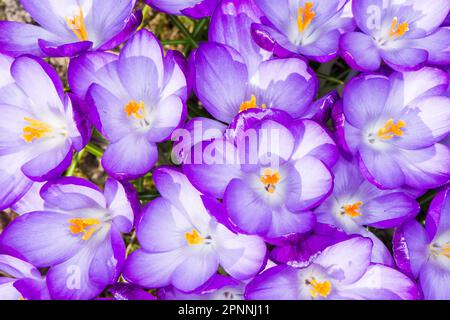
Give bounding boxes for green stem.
[65,149,86,176]
[418,190,437,206]
[138,5,151,30]
[161,39,189,46]
[85,143,104,158]
[138,193,159,201]
[316,72,345,85]
[126,231,137,256]
[168,15,197,48]
[193,18,209,39]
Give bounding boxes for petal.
[123,248,187,289]
[0,212,83,267]
[380,48,428,72]
[245,265,300,300]
[358,145,406,189]
[393,220,429,279]
[0,22,53,57]
[136,198,192,253]
[192,42,248,123]
[419,262,450,300]
[395,144,450,189]
[287,157,334,212]
[104,179,135,233]
[343,74,390,129]
[251,58,317,118]
[290,119,338,167]
[339,264,419,300]
[120,29,164,88]
[214,223,266,280]
[314,237,372,285]
[225,178,272,235]
[361,193,420,228]
[183,139,242,198]
[102,134,158,180]
[146,95,184,143]
[340,32,381,71]
[153,167,211,228]
[68,51,119,98]
[11,56,65,115]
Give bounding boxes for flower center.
[341,201,363,218]
[239,95,266,113]
[377,118,406,140]
[69,218,101,241]
[185,229,204,246]
[66,8,89,41]
[389,17,409,38]
[22,117,52,143]
[297,2,315,32]
[124,100,146,120]
[260,168,280,194]
[430,242,450,259]
[306,278,332,299]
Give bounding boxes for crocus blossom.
[246,237,419,300]
[314,156,421,264]
[69,29,187,179]
[0,0,141,57]
[0,54,88,210]
[183,109,337,239]
[334,67,450,190]
[190,41,318,124]
[123,167,267,292]
[144,0,220,19]
[394,187,450,300]
[0,255,49,300]
[340,0,450,71]
[251,0,354,62]
[0,177,137,300]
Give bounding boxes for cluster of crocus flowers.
[0,0,448,301]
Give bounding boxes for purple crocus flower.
[394,187,450,299]
[68,29,187,179]
[144,0,220,18]
[0,54,88,210]
[0,255,49,300]
[190,41,318,124]
[250,0,354,62]
[246,237,419,300]
[334,67,450,190]
[314,156,421,265]
[183,109,337,239]
[123,167,267,293]
[340,0,450,71]
[0,0,141,57]
[0,177,137,300]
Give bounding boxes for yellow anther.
[239,95,267,113]
[297,2,316,32]
[66,8,89,41]
[260,169,280,194]
[124,100,146,120]
[377,118,406,140]
[308,278,332,299]
[69,218,101,241]
[22,117,52,143]
[342,201,363,218]
[440,244,450,259]
[389,17,409,38]
[185,229,204,246]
